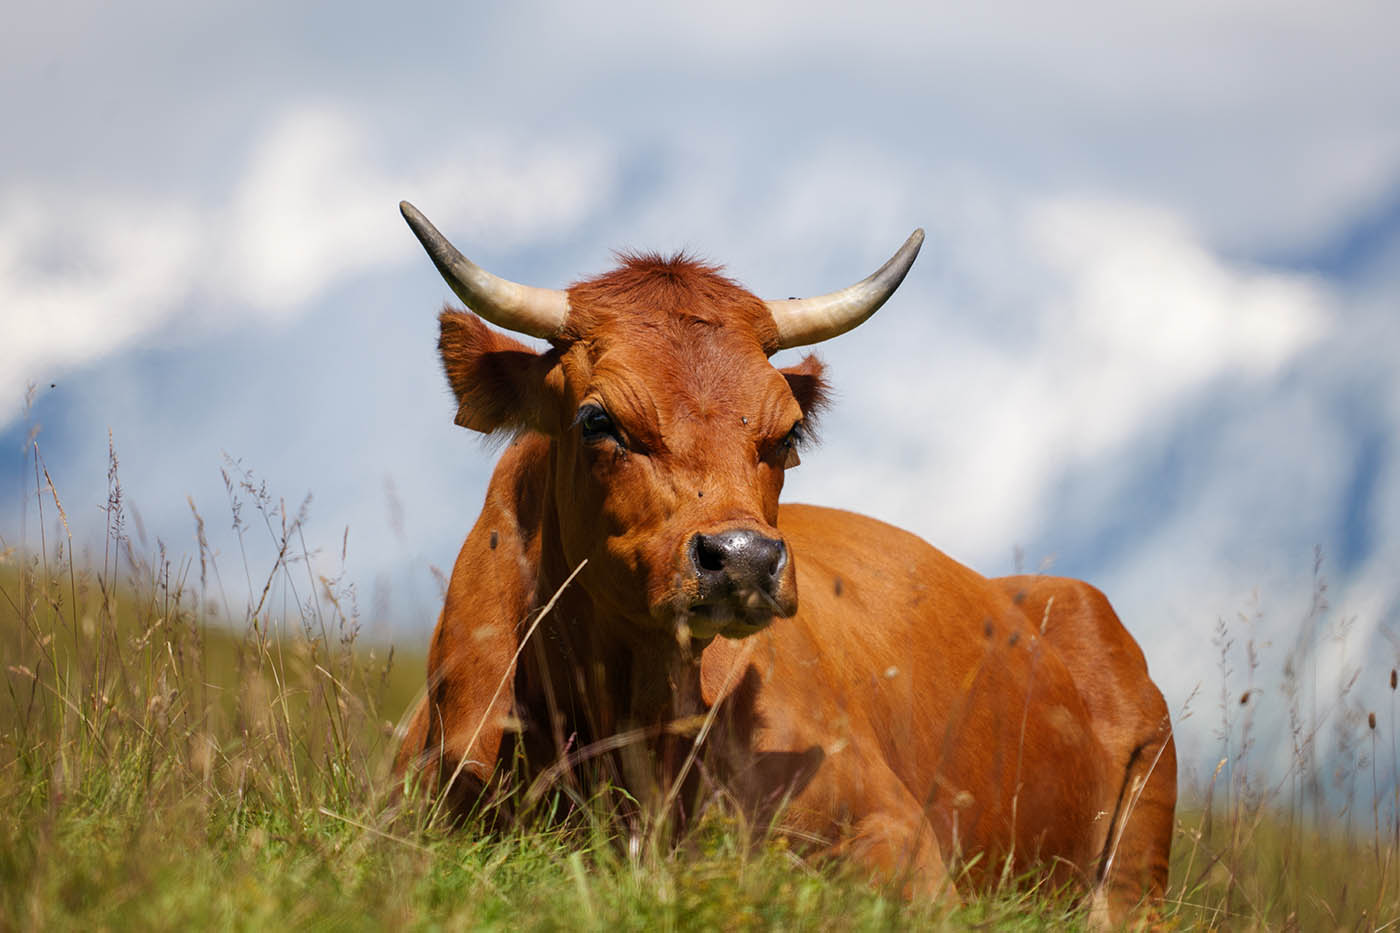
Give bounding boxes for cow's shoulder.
[440,433,552,636]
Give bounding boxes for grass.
[2,438,1399,930]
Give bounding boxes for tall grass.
[1,439,421,925]
[1165,550,1400,929]
[2,435,1398,929]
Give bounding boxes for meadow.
[3,442,1398,930]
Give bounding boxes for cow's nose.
[690,529,787,590]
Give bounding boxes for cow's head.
[403,202,921,643]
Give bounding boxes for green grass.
[3,444,1399,929]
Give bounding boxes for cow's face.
[404,201,919,643]
[438,257,827,641]
[554,264,829,639]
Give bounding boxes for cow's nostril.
[767,539,789,580]
[694,534,727,573]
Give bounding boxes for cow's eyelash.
[769,421,807,469]
[574,404,623,446]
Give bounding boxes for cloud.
[7,1,1396,262]
[536,0,1400,252]
[0,192,201,422]
[785,191,1334,568]
[221,107,614,315]
[1024,198,1330,446]
[220,109,405,314]
[0,103,616,430]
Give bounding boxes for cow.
[392,200,1176,924]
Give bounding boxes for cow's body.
[393,203,1175,923]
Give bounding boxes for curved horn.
[400,201,570,339]
[765,229,925,349]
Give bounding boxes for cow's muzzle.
[681,528,794,637]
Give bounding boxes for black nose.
[689,529,787,591]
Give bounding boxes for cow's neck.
[532,474,708,747]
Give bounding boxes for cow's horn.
[400,201,570,340]
[765,229,925,349]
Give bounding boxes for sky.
[3,0,1399,786]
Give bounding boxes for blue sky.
[3,0,1398,781]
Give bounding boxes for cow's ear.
[780,354,830,419]
[439,309,559,434]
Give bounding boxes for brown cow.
[393,201,1176,924]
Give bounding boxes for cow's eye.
[575,404,621,445]
[780,422,806,469]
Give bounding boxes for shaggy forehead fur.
[561,253,783,353]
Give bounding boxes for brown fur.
[396,255,1175,924]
